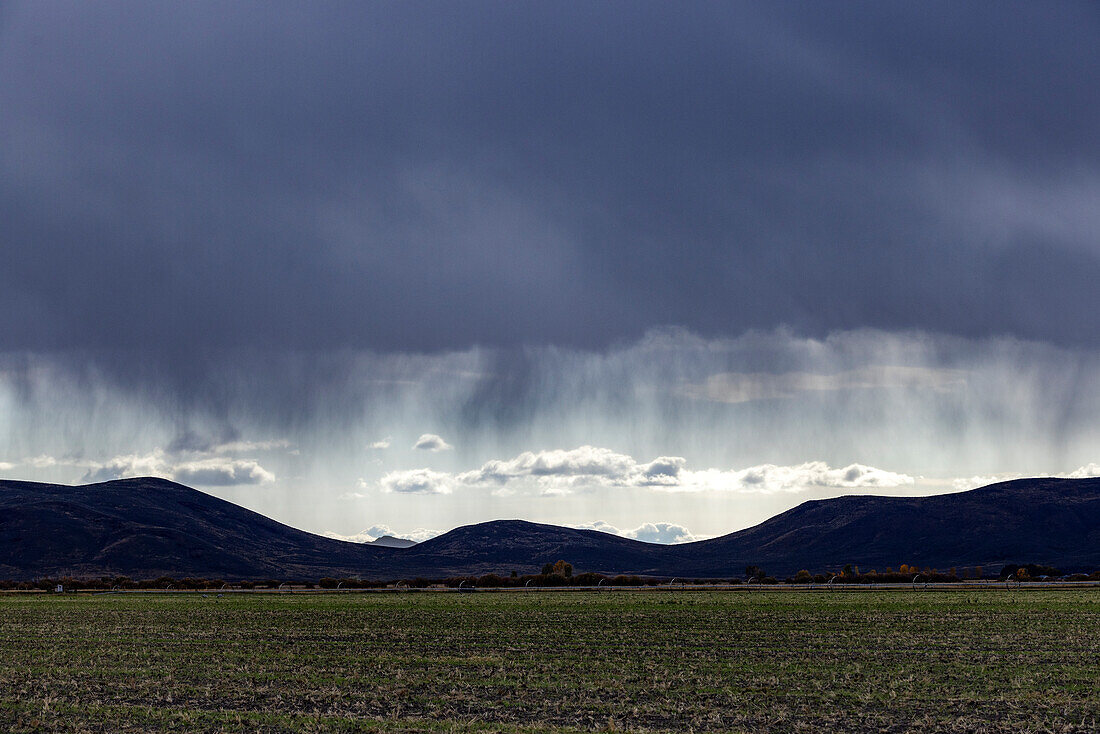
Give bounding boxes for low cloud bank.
[376,446,915,497]
[370,446,1100,499]
[322,525,440,544]
[574,520,701,544]
[1066,463,1100,478]
[951,465,1100,490]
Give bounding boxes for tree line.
[3,561,1098,591]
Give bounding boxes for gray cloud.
[2,327,1097,539]
[170,459,276,487]
[3,328,1098,490]
[680,366,967,404]
[2,3,1099,536]
[1,1,1098,367]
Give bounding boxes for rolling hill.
[669,476,1100,576]
[1,476,1098,580]
[0,477,394,580]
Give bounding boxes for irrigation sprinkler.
[826,574,837,591]
[278,583,289,591]
[912,574,928,591]
[669,578,682,589]
[525,579,534,592]
[597,578,606,591]
[336,581,344,590]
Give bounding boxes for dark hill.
[2,476,1099,580]
[399,519,678,577]
[673,477,1100,576]
[0,477,396,580]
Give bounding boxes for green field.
[2,590,1098,733]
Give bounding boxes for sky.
[1,1,1098,544]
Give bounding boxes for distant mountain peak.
[368,535,417,548]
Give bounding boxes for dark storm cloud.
[2,0,1099,360]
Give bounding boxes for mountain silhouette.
[2,476,1098,580]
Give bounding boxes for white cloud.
[1065,463,1100,478]
[573,520,622,535]
[339,478,371,499]
[674,461,916,494]
[947,467,1100,490]
[400,527,441,543]
[413,433,452,451]
[457,446,686,492]
[24,454,59,468]
[950,473,1024,491]
[462,446,648,483]
[322,524,440,544]
[626,522,697,544]
[680,365,968,404]
[0,461,13,471]
[572,520,700,544]
[380,468,452,494]
[78,449,275,486]
[368,438,391,450]
[376,446,913,497]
